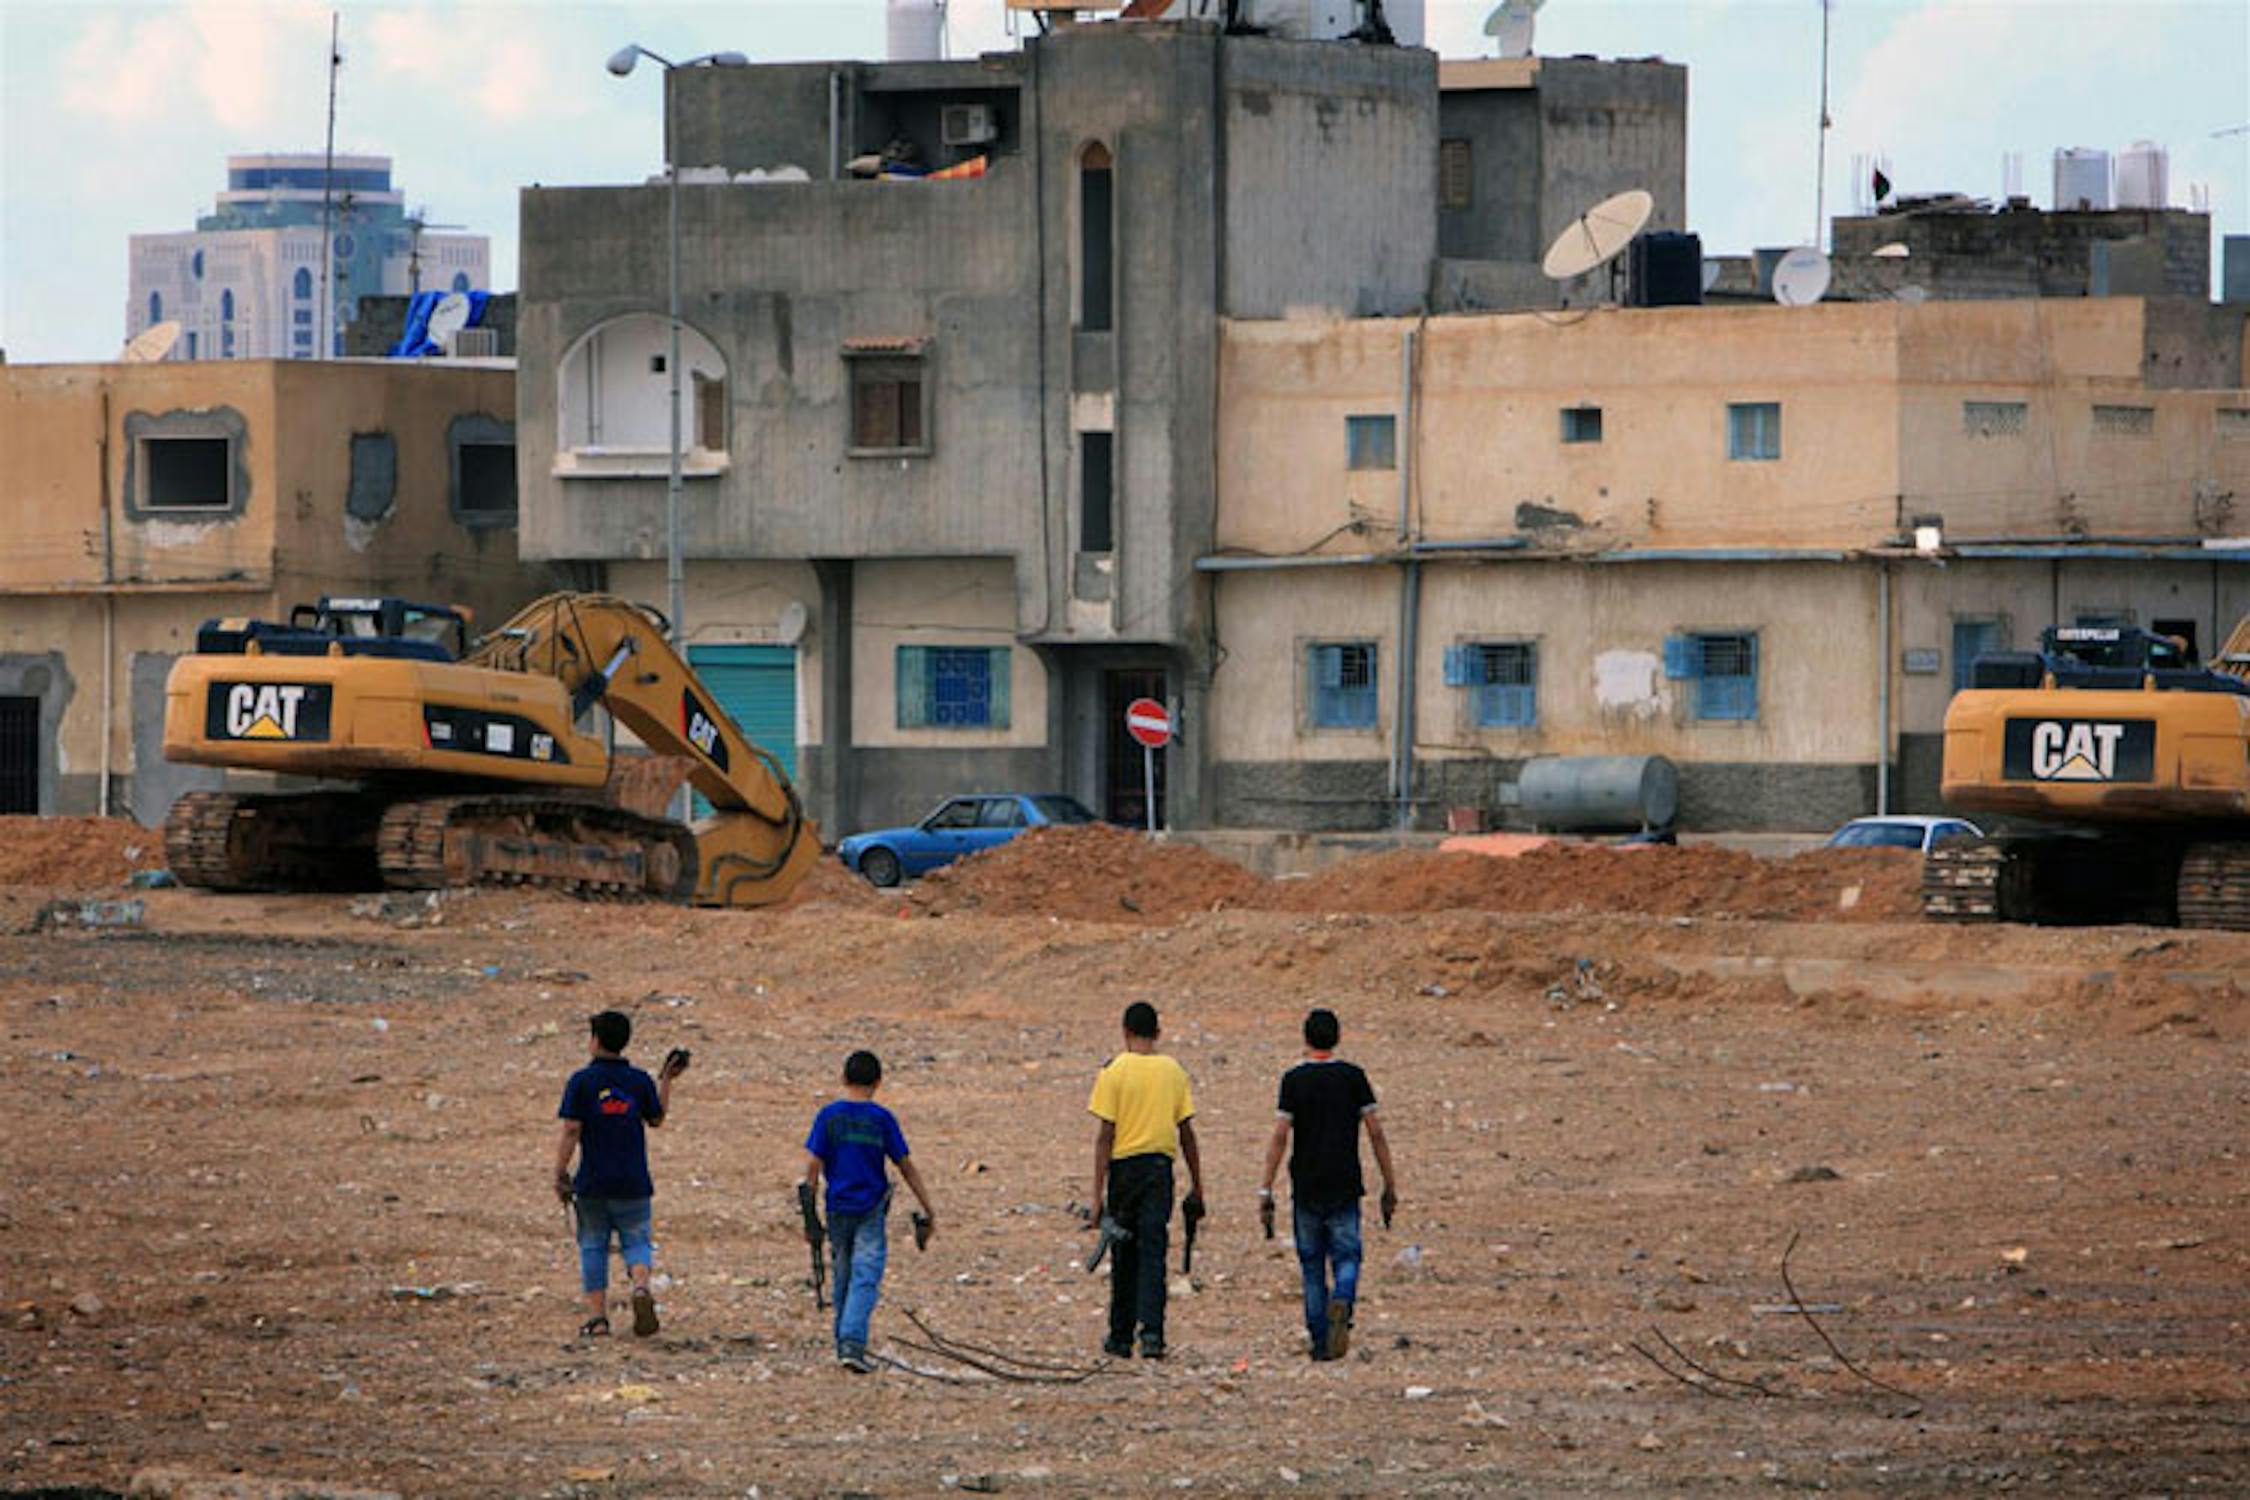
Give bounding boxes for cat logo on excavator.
[2001,717,2154,783]
[210,682,331,741]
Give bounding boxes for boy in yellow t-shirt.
[1088,1001,1206,1360]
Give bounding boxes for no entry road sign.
[1125,698,1172,749]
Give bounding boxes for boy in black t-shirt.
[554,1010,686,1338]
[1258,1008,1399,1360]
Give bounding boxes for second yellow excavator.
[160,592,818,906]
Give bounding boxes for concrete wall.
[1831,208,2211,301]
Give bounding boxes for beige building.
[1206,297,2250,828]
[0,358,549,821]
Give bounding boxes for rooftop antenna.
[120,321,182,363]
[1541,188,1653,301]
[1483,0,1543,59]
[1771,245,1832,306]
[317,10,341,361]
[405,207,466,296]
[1813,0,1833,247]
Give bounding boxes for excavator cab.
[195,597,470,663]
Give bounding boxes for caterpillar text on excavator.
[160,592,819,906]
[1923,615,2250,930]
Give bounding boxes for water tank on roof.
[887,0,945,62]
[2052,147,2110,211]
[2115,140,2168,210]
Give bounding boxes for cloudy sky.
[2,0,2243,363]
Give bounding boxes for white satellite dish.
[1770,246,1832,306]
[776,600,810,646]
[1894,284,1930,304]
[1871,241,1911,259]
[1484,0,1543,59]
[120,321,181,363]
[1541,189,1654,281]
[427,291,472,348]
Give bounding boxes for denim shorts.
[573,1195,654,1291]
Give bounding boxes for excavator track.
[2177,843,2250,932]
[376,795,696,900]
[1921,839,2005,923]
[165,790,383,892]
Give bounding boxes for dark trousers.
[1106,1152,1174,1347]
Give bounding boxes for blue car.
[838,793,1100,887]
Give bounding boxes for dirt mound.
[913,823,1266,921]
[0,816,166,889]
[1267,842,1921,921]
[778,850,891,912]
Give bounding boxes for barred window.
[2091,404,2153,437]
[1439,139,1473,210]
[1963,400,2027,437]
[1665,632,1760,721]
[1446,641,1538,728]
[1308,642,1379,730]
[896,646,1011,730]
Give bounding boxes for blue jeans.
[1292,1202,1362,1345]
[828,1198,890,1354]
[574,1196,654,1292]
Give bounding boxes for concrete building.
[128,155,490,361]
[1827,203,2210,301]
[1207,296,2250,829]
[520,19,1452,833]
[0,358,551,821]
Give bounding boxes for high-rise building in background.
[126,154,490,360]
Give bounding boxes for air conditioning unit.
[941,104,997,147]
[448,327,501,358]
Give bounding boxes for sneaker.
[1307,1337,1335,1362]
[839,1343,874,1374]
[1324,1299,1353,1360]
[1138,1336,1167,1361]
[630,1286,660,1338]
[1102,1336,1135,1361]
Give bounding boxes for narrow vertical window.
[1080,143,1114,333]
[147,291,163,324]
[1080,431,1114,552]
[294,267,313,299]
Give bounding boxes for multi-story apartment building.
[127,155,489,361]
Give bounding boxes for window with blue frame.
[1345,414,1397,471]
[1445,641,1538,727]
[1307,641,1379,729]
[1665,632,1759,720]
[1727,402,1781,461]
[1951,618,2005,692]
[896,645,1011,730]
[294,268,313,299]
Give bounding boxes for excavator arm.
[471,593,819,906]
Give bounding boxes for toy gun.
[796,1181,827,1310]
[1083,1212,1132,1273]
[1180,1193,1206,1274]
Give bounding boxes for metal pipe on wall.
[1391,326,1420,830]
[98,386,114,818]
[1877,560,1891,815]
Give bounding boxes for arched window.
[451,271,471,293]
[147,291,162,324]
[294,268,313,299]
[1078,142,1114,333]
[191,249,204,280]
[558,314,730,464]
[220,288,235,321]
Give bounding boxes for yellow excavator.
[160,592,818,906]
[1923,616,2250,929]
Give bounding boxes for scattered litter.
[1751,1302,1842,1317]
[36,898,144,931]
[1786,1165,1842,1183]
[1461,1396,1509,1428]
[386,1283,480,1302]
[1403,1385,1435,1400]
[126,869,178,889]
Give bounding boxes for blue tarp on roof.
[388,289,489,357]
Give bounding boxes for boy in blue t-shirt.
[554,1010,686,1338]
[800,1050,938,1372]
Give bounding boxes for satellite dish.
[120,321,181,363]
[1894,284,1930,304]
[1770,246,1831,306]
[1484,0,1543,58]
[1541,189,1655,281]
[427,292,473,348]
[1871,241,1911,259]
[776,600,810,646]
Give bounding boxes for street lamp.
[605,44,749,655]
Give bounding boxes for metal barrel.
[1518,755,1679,833]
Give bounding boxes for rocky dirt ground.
[2,819,2246,1497]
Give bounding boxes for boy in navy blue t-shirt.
[554,1010,686,1338]
[800,1050,938,1371]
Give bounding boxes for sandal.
[578,1315,611,1337]
[631,1286,660,1338]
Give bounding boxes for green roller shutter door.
[686,645,798,815]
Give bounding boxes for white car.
[1824,815,1983,854]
